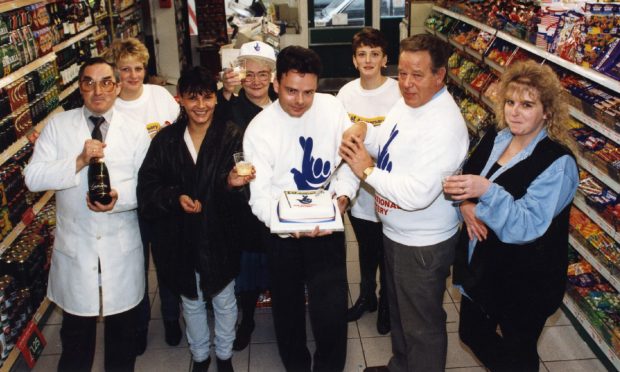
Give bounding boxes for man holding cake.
[340,34,469,372]
[243,46,358,372]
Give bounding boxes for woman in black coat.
[218,40,277,351]
[137,66,252,372]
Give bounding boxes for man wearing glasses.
[25,57,150,371]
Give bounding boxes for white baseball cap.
[238,41,276,70]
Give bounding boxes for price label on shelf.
[26,129,40,144]
[21,207,35,225]
[16,321,46,369]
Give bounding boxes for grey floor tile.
[135,346,191,372]
[346,261,361,284]
[231,345,250,372]
[150,292,163,320]
[345,224,356,242]
[544,358,608,372]
[143,315,187,350]
[41,324,62,355]
[445,367,486,372]
[148,252,155,270]
[446,332,482,368]
[446,283,462,303]
[91,352,105,372]
[45,306,64,325]
[346,241,359,262]
[360,336,392,367]
[356,310,388,338]
[251,312,277,344]
[544,308,572,327]
[538,325,596,361]
[348,283,360,308]
[445,302,459,334]
[248,342,286,371]
[348,320,361,339]
[32,354,59,371]
[147,270,158,295]
[344,338,365,372]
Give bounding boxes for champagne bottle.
[88,158,111,205]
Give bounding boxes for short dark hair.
[177,66,217,96]
[400,34,450,73]
[78,57,118,81]
[352,27,388,55]
[276,46,321,82]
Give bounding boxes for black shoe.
[192,357,211,372]
[216,357,234,372]
[135,329,147,356]
[376,297,390,335]
[364,366,389,372]
[232,321,255,351]
[164,320,182,346]
[346,296,378,322]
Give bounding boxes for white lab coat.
[24,107,150,316]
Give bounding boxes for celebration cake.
[277,190,336,223]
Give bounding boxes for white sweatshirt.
[336,77,401,222]
[115,84,180,138]
[244,93,360,227]
[365,88,469,246]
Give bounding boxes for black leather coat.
[137,113,245,298]
[215,86,277,252]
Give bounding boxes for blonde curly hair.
[105,37,149,67]
[494,60,567,142]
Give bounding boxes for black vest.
[453,129,575,317]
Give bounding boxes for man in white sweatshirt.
[340,34,469,372]
[244,46,358,372]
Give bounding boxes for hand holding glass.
[231,59,246,80]
[441,168,463,200]
[233,152,252,176]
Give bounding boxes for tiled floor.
[33,217,609,371]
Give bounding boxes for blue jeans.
[181,274,237,362]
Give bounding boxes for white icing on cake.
[278,190,336,223]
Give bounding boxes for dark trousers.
[459,296,547,372]
[57,305,139,372]
[383,233,456,372]
[268,233,348,372]
[137,242,180,334]
[348,213,386,300]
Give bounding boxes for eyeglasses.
[80,79,117,92]
[244,71,271,82]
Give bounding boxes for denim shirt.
[466,128,578,263]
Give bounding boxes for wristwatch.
[362,166,375,181]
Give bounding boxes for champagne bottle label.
[88,159,111,205]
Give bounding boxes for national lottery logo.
[377,124,399,173]
[375,124,401,216]
[291,136,331,190]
